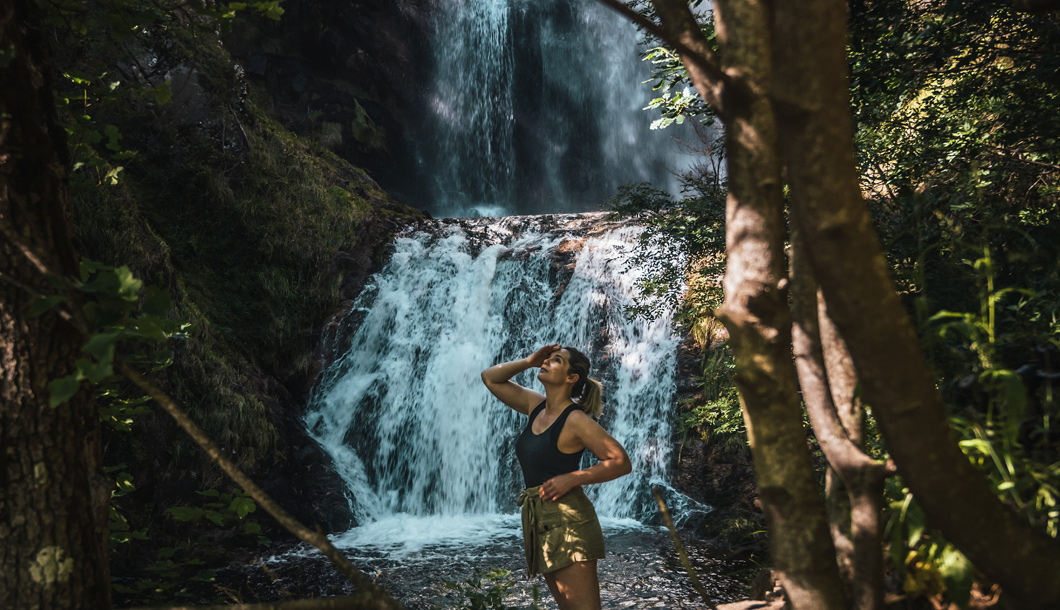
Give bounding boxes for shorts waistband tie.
[518,486,543,575]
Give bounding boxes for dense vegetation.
[3,1,420,604]
[612,0,1057,607]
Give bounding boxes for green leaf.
[48,374,82,407]
[129,317,170,343]
[937,546,975,607]
[29,295,66,317]
[115,472,136,493]
[243,522,261,534]
[196,489,221,498]
[104,165,124,186]
[230,496,256,519]
[104,124,122,151]
[113,266,141,300]
[79,258,105,283]
[83,331,122,362]
[979,369,1027,413]
[958,438,992,455]
[77,358,113,384]
[167,506,205,522]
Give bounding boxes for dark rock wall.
[224,0,435,210]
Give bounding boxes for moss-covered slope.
[59,8,425,535]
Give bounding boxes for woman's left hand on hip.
[540,474,576,502]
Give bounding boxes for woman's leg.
[543,560,601,610]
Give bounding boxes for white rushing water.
[303,215,694,551]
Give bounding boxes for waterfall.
[303,214,684,538]
[418,0,697,218]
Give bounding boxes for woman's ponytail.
[579,377,603,417]
[564,346,604,418]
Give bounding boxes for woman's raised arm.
[480,344,557,414]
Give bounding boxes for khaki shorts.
[517,485,605,576]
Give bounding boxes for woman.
[481,343,632,610]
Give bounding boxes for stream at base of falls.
[216,516,753,608]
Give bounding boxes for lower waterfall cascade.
[302,213,706,551]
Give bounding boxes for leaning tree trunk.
[770,0,1060,608]
[649,1,849,608]
[0,0,111,607]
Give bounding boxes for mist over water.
[418,0,697,218]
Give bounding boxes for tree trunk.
[650,2,849,608]
[0,0,111,607]
[790,221,888,610]
[770,0,1060,607]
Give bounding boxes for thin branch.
[0,269,77,324]
[651,486,719,610]
[117,361,405,610]
[0,213,91,334]
[0,209,54,277]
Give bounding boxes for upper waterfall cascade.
[304,214,689,531]
[418,0,697,218]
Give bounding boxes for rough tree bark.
[0,0,111,607]
[648,1,849,608]
[770,0,1060,607]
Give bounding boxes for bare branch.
[652,487,719,610]
[0,209,55,278]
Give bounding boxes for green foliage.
[167,489,267,540]
[627,2,1057,604]
[46,0,418,479]
[30,259,188,407]
[108,463,149,546]
[848,0,1059,342]
[677,348,744,451]
[885,480,976,608]
[636,2,716,130]
[608,151,727,327]
[882,249,1057,608]
[113,487,267,606]
[439,569,541,610]
[925,250,1058,539]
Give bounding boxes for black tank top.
[515,402,585,488]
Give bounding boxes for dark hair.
[564,346,603,417]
